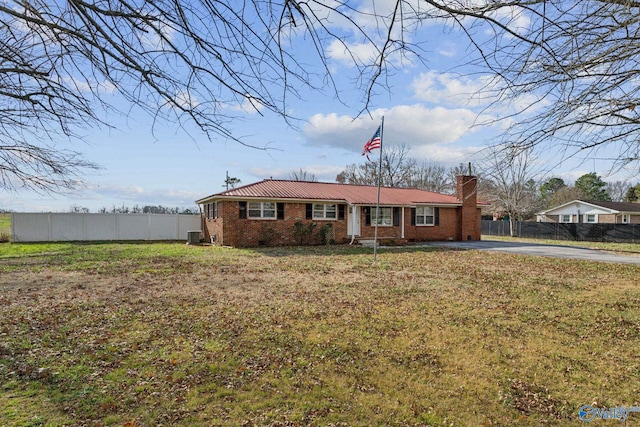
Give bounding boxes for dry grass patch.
[1,243,639,426]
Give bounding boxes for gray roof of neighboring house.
[583,200,640,213]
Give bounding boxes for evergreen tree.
[539,178,566,206]
[574,173,611,201]
[625,184,640,202]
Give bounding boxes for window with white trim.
[586,214,596,223]
[622,214,629,223]
[313,203,337,220]
[205,202,217,219]
[372,207,392,226]
[560,214,572,223]
[415,206,435,226]
[248,202,276,219]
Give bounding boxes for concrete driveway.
[420,240,640,265]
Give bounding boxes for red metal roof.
[197,179,463,206]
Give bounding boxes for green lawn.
[482,234,640,255]
[1,242,639,426]
[0,214,10,241]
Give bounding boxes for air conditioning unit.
[187,230,201,245]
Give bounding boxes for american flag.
[362,125,381,159]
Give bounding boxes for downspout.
[199,203,205,241]
[349,203,356,245]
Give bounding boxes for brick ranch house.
[195,175,483,247]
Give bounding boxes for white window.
[206,202,217,220]
[372,207,392,226]
[560,214,572,223]
[416,206,435,226]
[313,203,337,220]
[622,214,629,224]
[248,202,276,219]
[586,214,596,223]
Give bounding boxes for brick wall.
[202,201,229,244]
[202,176,482,247]
[596,214,615,224]
[204,203,482,247]
[205,201,350,247]
[545,215,560,223]
[356,207,462,242]
[457,175,481,240]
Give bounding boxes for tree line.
[69,204,199,214]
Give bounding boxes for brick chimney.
[456,175,480,240]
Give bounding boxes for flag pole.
[373,116,384,261]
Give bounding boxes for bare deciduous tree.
[605,181,630,203]
[336,144,417,187]
[1,0,415,191]
[336,163,378,187]
[7,0,640,192]
[289,169,317,182]
[408,161,451,193]
[481,147,541,236]
[379,144,416,187]
[419,0,640,172]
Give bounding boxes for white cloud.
[411,143,486,165]
[54,75,119,99]
[324,0,427,69]
[227,95,265,114]
[411,70,551,122]
[136,17,175,49]
[438,42,457,58]
[489,6,532,36]
[247,164,345,181]
[3,182,202,213]
[83,183,201,207]
[10,6,58,45]
[326,39,379,66]
[447,2,531,37]
[411,71,494,108]
[174,90,200,109]
[303,104,485,153]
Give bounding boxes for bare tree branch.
[5,0,640,192]
[2,0,413,191]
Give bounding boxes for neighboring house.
[536,200,640,224]
[195,175,483,247]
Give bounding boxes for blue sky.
[3,1,637,212]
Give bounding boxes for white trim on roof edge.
[536,200,620,215]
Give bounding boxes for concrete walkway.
[419,240,640,265]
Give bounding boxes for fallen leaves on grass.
[505,379,571,420]
[1,244,639,426]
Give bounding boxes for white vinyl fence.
[11,213,201,242]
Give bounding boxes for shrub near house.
[196,176,483,247]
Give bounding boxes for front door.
[347,206,361,236]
